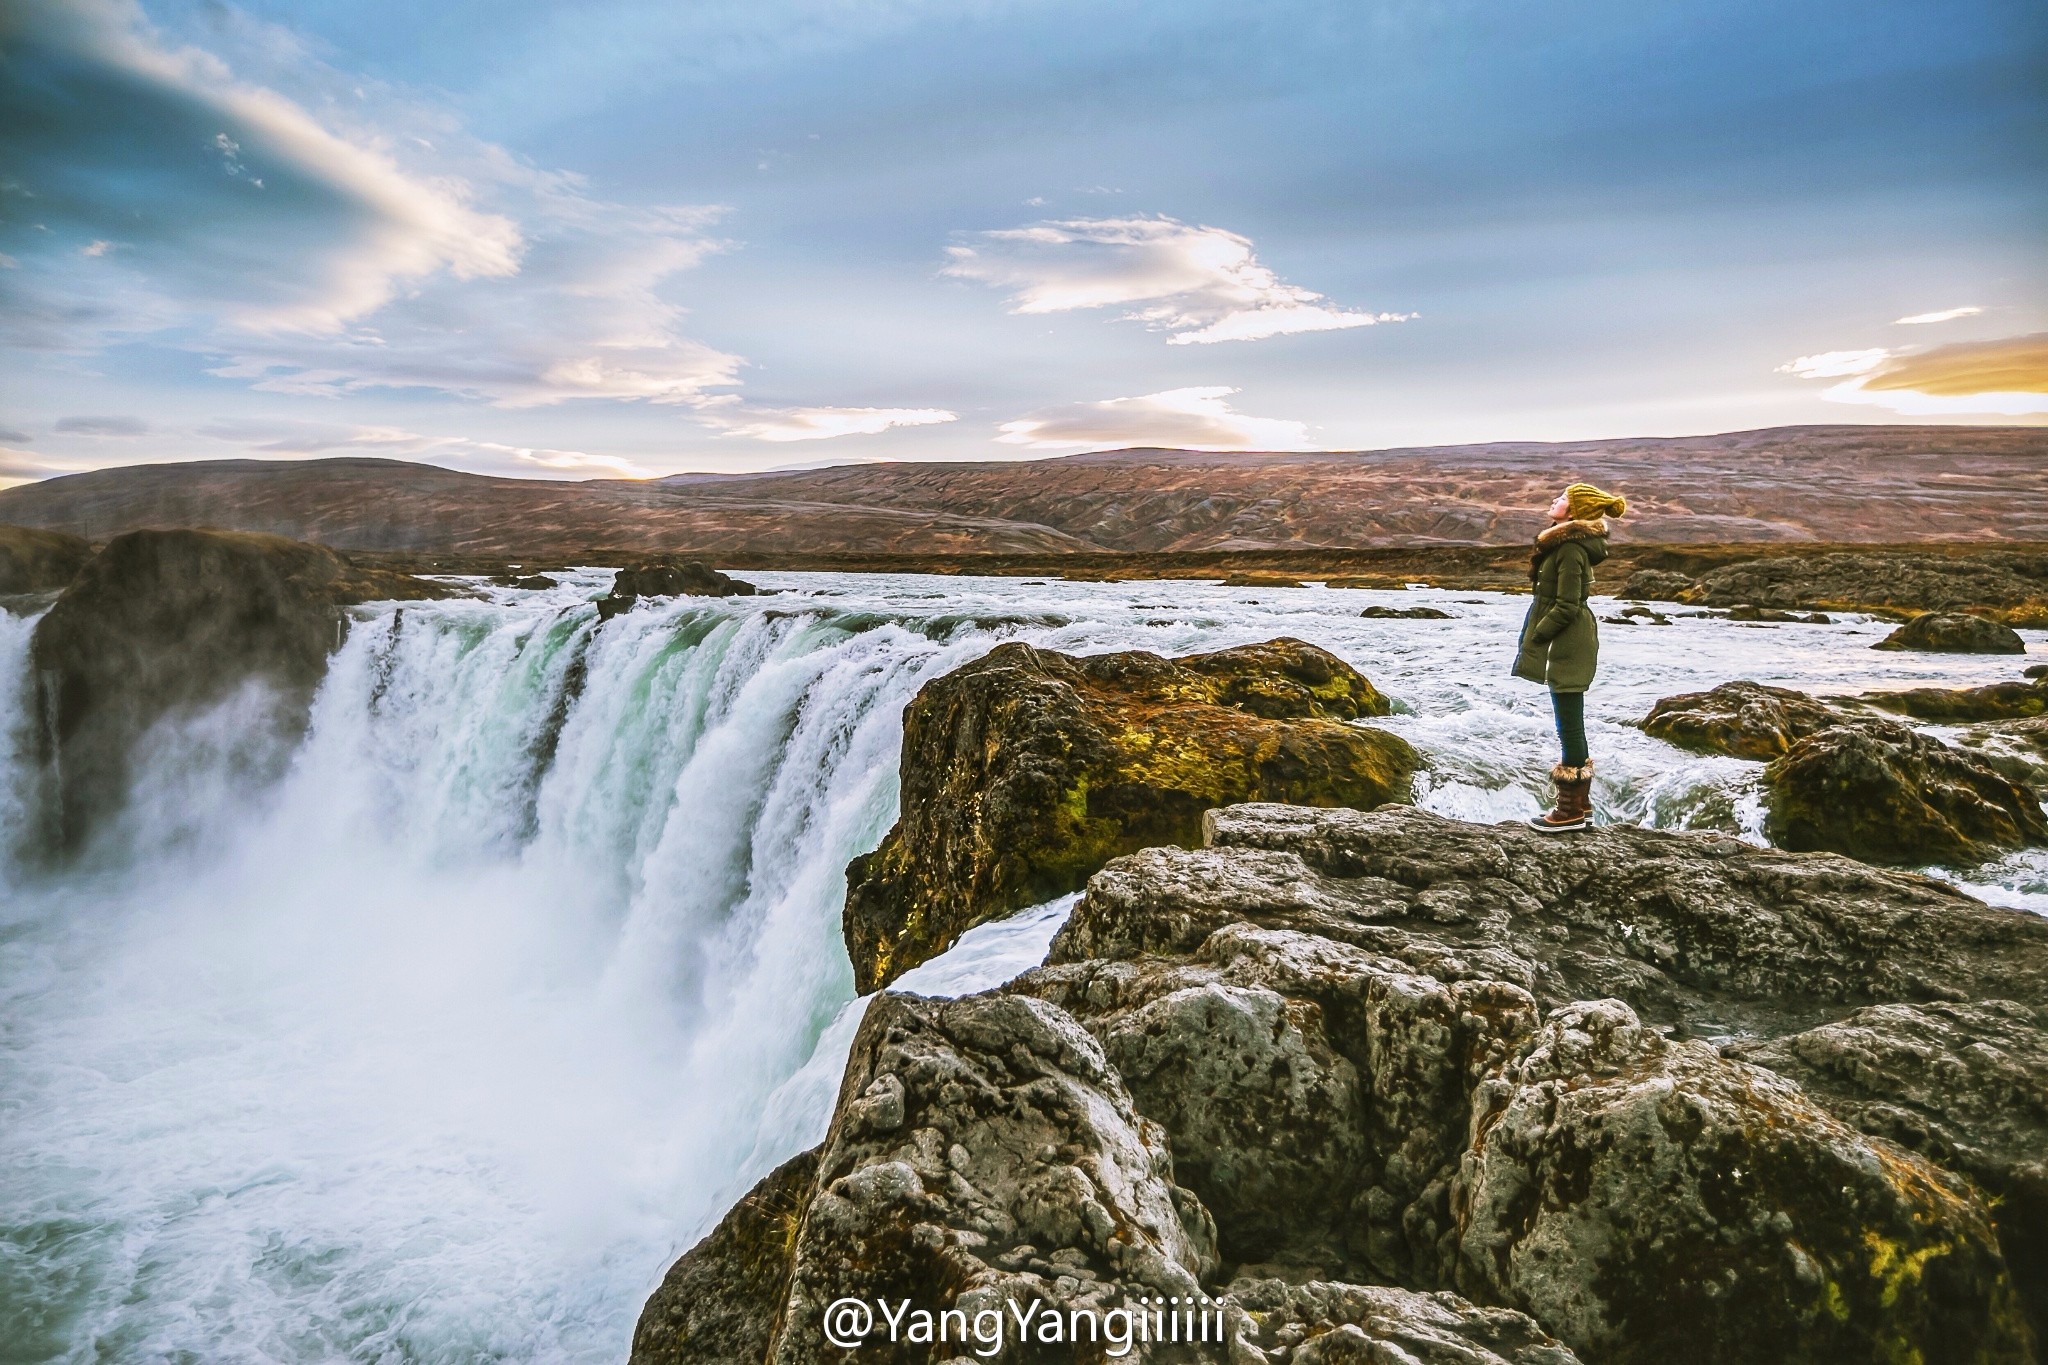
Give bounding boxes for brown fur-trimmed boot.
[1529,760,1594,833]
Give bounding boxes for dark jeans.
[1550,690,1589,767]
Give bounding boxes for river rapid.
[1,571,2041,1363]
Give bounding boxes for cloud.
[53,414,149,436]
[1778,333,2048,416]
[1893,306,1983,326]
[0,445,92,486]
[996,386,1314,451]
[0,0,521,346]
[0,0,739,410]
[944,215,1413,345]
[692,401,957,442]
[0,426,30,444]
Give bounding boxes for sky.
[1,0,2044,485]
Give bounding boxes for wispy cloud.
[944,215,1412,345]
[996,386,1314,450]
[692,401,957,442]
[1779,333,2048,416]
[1892,306,1983,326]
[53,415,149,436]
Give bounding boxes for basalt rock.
[842,638,1415,993]
[27,528,445,851]
[633,986,1581,1365]
[1860,679,2048,722]
[630,1147,819,1365]
[1453,998,2028,1365]
[1685,552,2048,622]
[0,524,92,595]
[1640,680,1877,760]
[667,803,2047,1363]
[1875,611,2028,654]
[1954,716,2048,795]
[596,559,758,619]
[1763,720,2048,867]
[1734,1000,2048,1339]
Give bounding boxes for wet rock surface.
[652,803,2046,1364]
[1876,611,2028,654]
[26,528,445,851]
[1763,720,2048,867]
[842,638,1416,993]
[1640,680,1877,759]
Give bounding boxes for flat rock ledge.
[843,638,1417,993]
[637,806,2046,1364]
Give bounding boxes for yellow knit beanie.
[1565,483,1627,522]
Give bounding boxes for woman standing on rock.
[1515,482,1627,832]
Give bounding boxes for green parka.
[1513,520,1608,693]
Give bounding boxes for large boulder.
[633,987,1581,1365]
[842,639,1415,992]
[27,528,441,850]
[1875,612,2028,654]
[1014,925,1538,1286]
[1452,999,2029,1365]
[1640,680,1876,759]
[1617,568,1698,602]
[1684,552,2048,621]
[1763,720,2048,867]
[1734,1000,2048,1336]
[0,524,92,595]
[596,559,758,619]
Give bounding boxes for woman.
[1514,482,1627,832]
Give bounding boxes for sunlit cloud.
[996,386,1314,450]
[692,400,958,442]
[1779,333,2048,416]
[1892,306,1983,326]
[944,215,1412,345]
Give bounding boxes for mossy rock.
[842,637,1415,992]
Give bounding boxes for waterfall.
[1,571,2039,1364]
[0,581,1010,1364]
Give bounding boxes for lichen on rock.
[842,638,1416,993]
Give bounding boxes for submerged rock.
[596,559,758,619]
[1763,720,2048,867]
[0,524,92,595]
[27,529,443,851]
[1875,611,2027,654]
[1641,680,1875,759]
[1359,604,1453,619]
[842,638,1415,993]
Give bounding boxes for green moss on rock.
[842,637,1415,992]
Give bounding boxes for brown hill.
[0,425,2041,559]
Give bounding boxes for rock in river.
[1640,680,1877,759]
[842,638,1416,992]
[0,524,92,595]
[596,559,759,619]
[27,528,444,852]
[1763,719,2047,867]
[1875,611,2027,654]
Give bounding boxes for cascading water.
[1,571,2042,1363]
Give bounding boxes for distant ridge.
[2,425,2043,558]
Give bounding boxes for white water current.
[1,571,2041,1362]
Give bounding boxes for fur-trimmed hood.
[1535,516,1609,548]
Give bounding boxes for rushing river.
[1,571,2041,1363]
